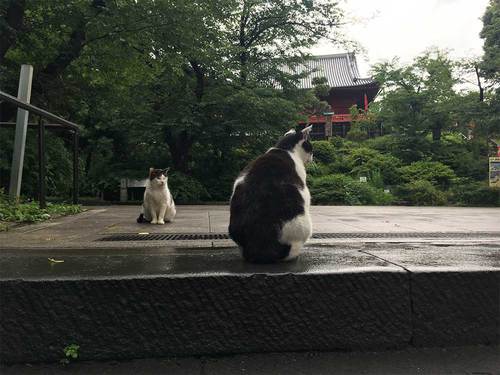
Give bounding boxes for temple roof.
[286,53,378,89]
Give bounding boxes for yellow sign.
[489,157,500,188]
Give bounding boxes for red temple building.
[293,53,380,139]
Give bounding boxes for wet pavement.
[1,205,499,280]
[0,243,499,280]
[0,205,499,249]
[1,345,499,374]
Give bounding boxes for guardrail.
[0,90,81,207]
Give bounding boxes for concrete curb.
[0,246,498,364]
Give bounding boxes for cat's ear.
[284,129,296,136]
[149,167,155,178]
[162,167,170,175]
[301,125,313,139]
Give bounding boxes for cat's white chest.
[145,187,169,203]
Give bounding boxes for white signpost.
[8,64,34,200]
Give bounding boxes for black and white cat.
[229,126,314,263]
[137,168,176,224]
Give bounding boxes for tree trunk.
[474,65,484,102]
[41,0,108,80]
[189,60,204,102]
[165,130,193,174]
[238,1,249,85]
[42,27,86,78]
[239,51,248,84]
[432,125,442,141]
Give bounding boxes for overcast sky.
[311,0,490,76]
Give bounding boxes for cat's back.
[231,148,304,220]
[243,148,303,187]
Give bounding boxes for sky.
[311,0,490,76]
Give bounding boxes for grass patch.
[0,190,82,230]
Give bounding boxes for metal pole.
[72,131,79,204]
[9,65,34,200]
[38,116,46,209]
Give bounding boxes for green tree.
[373,49,458,143]
[480,0,500,84]
[228,0,347,85]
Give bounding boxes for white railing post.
[9,64,34,200]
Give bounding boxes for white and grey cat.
[229,126,314,263]
[137,168,176,224]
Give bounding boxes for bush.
[345,147,402,185]
[0,129,73,198]
[311,141,336,163]
[396,180,447,206]
[449,181,500,206]
[427,134,487,180]
[364,135,400,154]
[345,124,368,142]
[0,189,82,226]
[398,161,456,189]
[310,174,394,205]
[344,147,391,168]
[391,137,433,164]
[168,172,211,204]
[306,162,331,177]
[203,174,236,202]
[329,136,357,150]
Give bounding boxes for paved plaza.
[0,205,499,250]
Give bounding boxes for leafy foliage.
[309,174,394,205]
[480,0,500,84]
[168,172,211,204]
[61,343,80,365]
[398,161,456,189]
[396,180,448,206]
[0,0,348,201]
[310,141,336,164]
[0,1,498,208]
[450,181,500,206]
[0,189,82,227]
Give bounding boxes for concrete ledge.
[411,271,499,346]
[0,245,498,364]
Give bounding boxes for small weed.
[61,344,80,365]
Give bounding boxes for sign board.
[489,157,500,188]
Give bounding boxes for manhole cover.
[97,232,500,241]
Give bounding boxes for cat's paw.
[157,220,165,225]
[151,219,158,224]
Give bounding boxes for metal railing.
[0,90,81,207]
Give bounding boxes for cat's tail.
[136,213,150,224]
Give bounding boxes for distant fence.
[0,90,81,207]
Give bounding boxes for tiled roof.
[285,53,377,89]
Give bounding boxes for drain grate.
[98,233,230,241]
[97,232,500,241]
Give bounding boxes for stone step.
[0,244,498,364]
